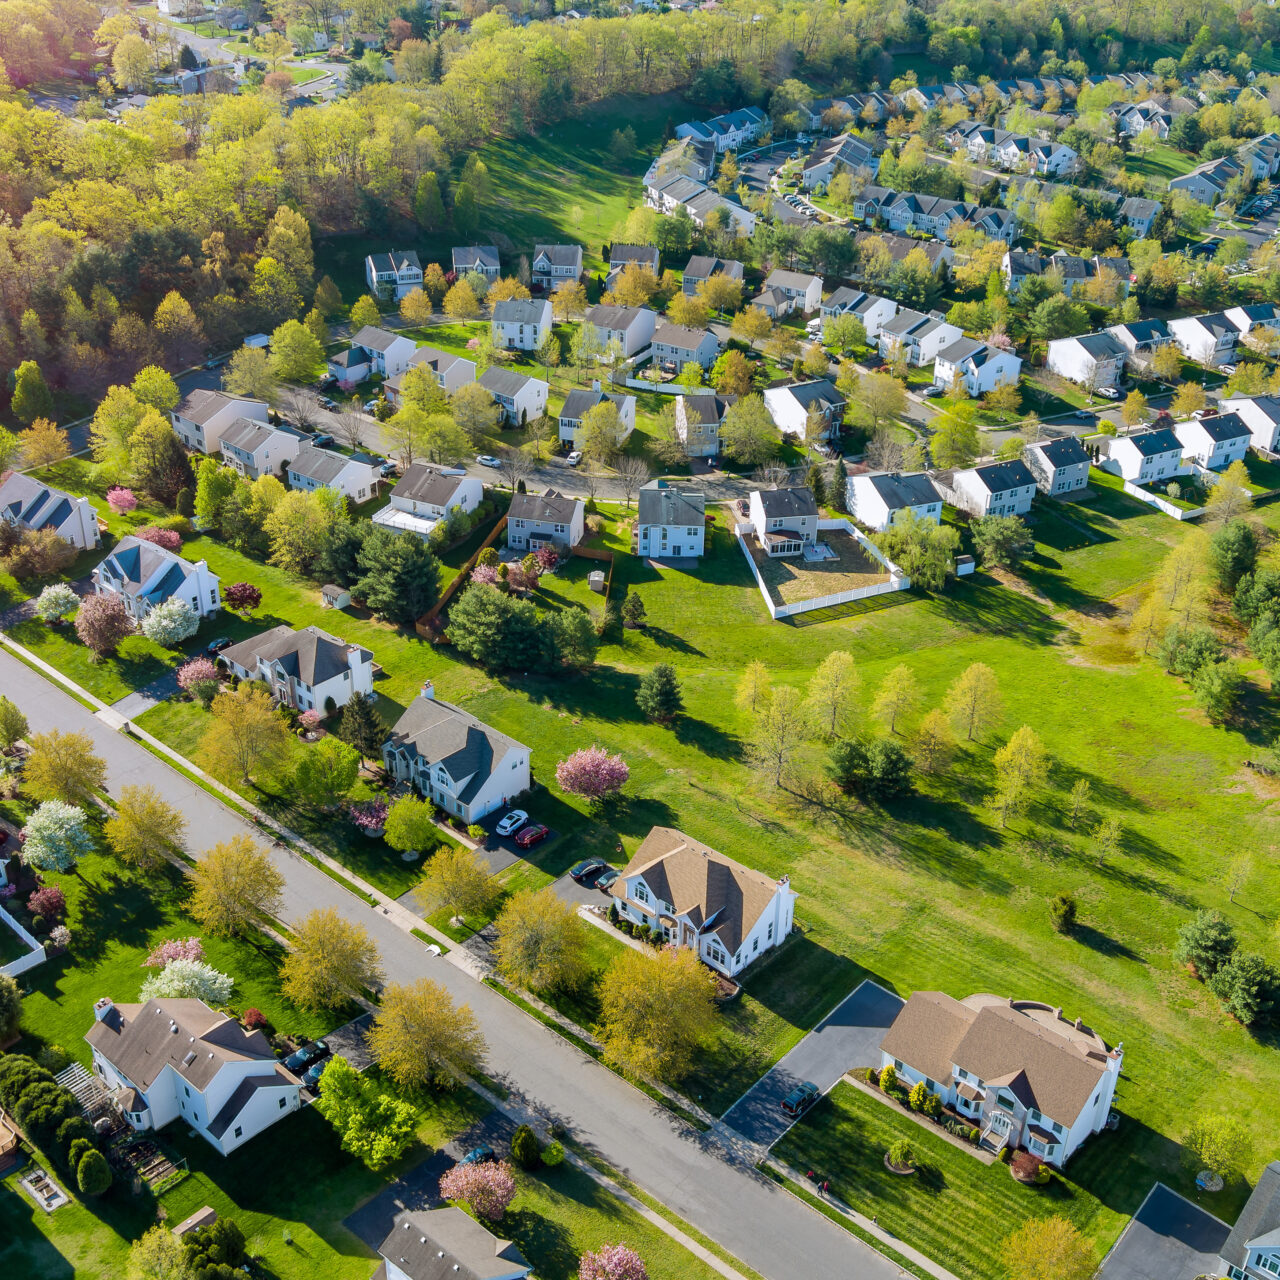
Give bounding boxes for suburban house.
[491,298,553,351]
[92,535,220,621]
[609,826,796,978]
[1220,394,1280,451]
[1109,99,1171,137]
[934,460,1036,518]
[376,1209,531,1280]
[932,338,1021,397]
[645,136,716,186]
[854,231,953,273]
[758,269,823,315]
[878,991,1123,1166]
[846,471,942,532]
[763,380,846,442]
[820,288,898,340]
[968,206,1019,243]
[506,489,584,552]
[675,393,735,458]
[1169,312,1240,366]
[86,997,302,1157]
[1045,332,1128,391]
[1106,318,1174,362]
[530,243,582,291]
[651,323,720,370]
[1024,436,1091,497]
[1226,302,1280,343]
[606,244,660,290]
[372,465,483,541]
[800,133,880,189]
[0,473,100,550]
[849,183,898,222]
[286,446,382,504]
[170,390,269,455]
[1219,1161,1280,1280]
[1002,250,1129,298]
[884,192,969,238]
[682,255,744,295]
[217,419,306,481]
[382,683,531,824]
[383,346,475,406]
[1174,412,1251,470]
[329,327,418,384]
[748,487,820,557]
[877,310,963,366]
[1118,196,1161,238]
[478,368,549,426]
[583,304,657,357]
[557,388,636,446]
[451,245,500,280]
[1170,155,1243,204]
[365,250,423,301]
[633,479,706,559]
[221,624,373,713]
[674,105,768,152]
[1103,427,1187,485]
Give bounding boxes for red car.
[514,824,550,849]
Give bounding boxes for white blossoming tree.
[139,958,234,1005]
[140,598,200,647]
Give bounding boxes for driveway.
[721,980,903,1149]
[1097,1183,1229,1280]
[325,1012,375,1073]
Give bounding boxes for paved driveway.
[1098,1183,1229,1280]
[721,980,903,1149]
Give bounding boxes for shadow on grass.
[1071,923,1144,962]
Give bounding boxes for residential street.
[0,646,903,1280]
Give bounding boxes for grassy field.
[776,1082,1124,1280]
[1124,143,1196,184]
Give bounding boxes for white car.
[1098,386,1120,399]
[566,450,583,466]
[363,399,380,413]
[477,454,502,468]
[495,810,528,837]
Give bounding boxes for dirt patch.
[747,530,889,606]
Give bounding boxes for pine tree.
[340,691,386,762]
[636,664,683,722]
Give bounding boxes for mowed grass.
[775,1083,1124,1280]
[1124,143,1196,183]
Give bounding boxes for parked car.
[1098,386,1120,399]
[569,858,605,882]
[735,498,749,517]
[1219,364,1238,375]
[595,868,620,892]
[495,810,528,837]
[923,384,946,397]
[284,1040,328,1073]
[780,1081,820,1117]
[318,396,337,410]
[379,459,398,477]
[363,399,380,413]
[312,433,334,447]
[206,636,232,654]
[514,824,550,849]
[477,454,502,469]
[459,1144,495,1166]
[316,375,338,391]
[1073,409,1094,421]
[303,1059,328,1089]
[566,450,583,467]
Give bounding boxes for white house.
[384,346,476,406]
[651,323,720,370]
[1174,412,1251,470]
[1169,313,1239,366]
[884,192,968,239]
[383,683,531,824]
[0,473,100,550]
[530,244,582,291]
[1103,427,1187,484]
[1226,303,1280,343]
[675,393,735,458]
[377,1210,531,1280]
[610,826,795,977]
[557,388,636,446]
[365,250,423,301]
[286,446,382,504]
[1045,332,1128,391]
[877,310,963,367]
[1106,319,1174,362]
[1024,436,1091,497]
[1219,1161,1280,1280]
[491,298,552,352]
[217,419,307,481]
[86,997,302,1157]
[1118,196,1161,238]
[821,288,898,341]
[171,390,269,455]
[506,489,584,552]
[91,535,220,621]
[763,380,846,442]
[879,992,1123,1166]
[935,460,1036,518]
[221,624,373,713]
[760,269,823,315]
[583,304,657,358]
[801,133,880,189]
[675,105,768,152]
[633,480,705,559]
[933,338,1021,397]
[451,246,500,280]
[682,255,744,295]
[345,326,418,381]
[1220,395,1280,452]
[748,487,820,557]
[373,465,483,541]
[478,367,548,426]
[846,471,942,532]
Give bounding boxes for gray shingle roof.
[1028,436,1089,469]
[289,444,378,485]
[1222,1162,1280,1265]
[221,624,370,687]
[532,244,582,269]
[679,393,734,425]
[491,298,549,326]
[755,486,818,518]
[452,246,499,272]
[585,304,648,331]
[1125,427,1182,457]
[176,389,265,426]
[637,479,705,527]
[508,488,581,524]
[351,325,404,353]
[478,366,540,399]
[865,471,941,509]
[0,473,85,533]
[609,244,659,267]
[972,459,1035,493]
[392,464,467,506]
[1187,411,1250,443]
[377,1209,529,1280]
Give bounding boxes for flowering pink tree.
[27,886,66,918]
[556,746,629,805]
[298,709,322,732]
[579,1244,649,1280]
[535,545,560,573]
[106,486,138,515]
[471,563,499,587]
[135,526,182,551]
[224,582,262,619]
[348,799,389,832]
[438,1160,516,1222]
[144,937,205,968]
[177,656,219,690]
[74,594,135,658]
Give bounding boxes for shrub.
[36,1044,70,1074]
[1049,893,1077,934]
[242,1007,267,1030]
[48,924,70,950]
[878,1064,898,1093]
[510,1123,542,1169]
[140,597,199,647]
[922,1091,942,1119]
[29,915,47,936]
[135,525,182,551]
[76,1148,112,1195]
[348,799,389,831]
[143,936,205,968]
[886,1138,915,1169]
[27,886,66,918]
[466,823,486,841]
[543,1140,564,1167]
[968,1126,979,1143]
[908,1081,928,1111]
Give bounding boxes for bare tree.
[280,388,319,432]
[334,397,364,449]
[864,426,905,471]
[580,469,602,502]
[496,447,534,492]
[616,455,653,509]
[752,461,792,488]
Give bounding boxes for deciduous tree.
[0,697,29,751]
[22,801,94,874]
[313,1054,417,1169]
[24,730,106,807]
[417,843,500,925]
[998,1218,1094,1280]
[556,746,629,804]
[990,725,1049,827]
[201,683,292,783]
[1183,1113,1251,1180]
[945,662,1002,741]
[282,908,383,1010]
[368,978,485,1088]
[870,664,921,734]
[190,836,284,937]
[804,650,859,739]
[294,739,361,810]
[74,594,134,659]
[494,889,590,992]
[11,361,53,424]
[751,684,807,785]
[438,1160,516,1222]
[21,417,69,467]
[105,785,187,872]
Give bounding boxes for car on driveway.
[379,459,398,477]
[206,636,232,655]
[284,1040,328,1074]
[303,1059,328,1089]
[595,868,620,892]
[312,433,334,447]
[923,383,946,397]
[318,396,337,410]
[459,1144,495,1166]
[780,1081,820,1117]
[496,810,528,837]
[363,399,381,413]
[514,823,550,849]
[566,450,583,466]
[477,454,502,468]
[569,858,605,882]
[1098,386,1120,399]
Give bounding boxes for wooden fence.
[572,543,616,605]
[415,516,508,636]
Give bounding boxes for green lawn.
[1124,143,1196,184]
[775,1082,1124,1280]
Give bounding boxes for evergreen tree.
[636,664,683,722]
[353,527,440,624]
[11,361,53,424]
[340,691,386,762]
[414,172,446,231]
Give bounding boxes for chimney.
[93,997,115,1023]
[420,680,435,701]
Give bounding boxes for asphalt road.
[1096,1183,1229,1280]
[0,648,902,1280]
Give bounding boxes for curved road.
[0,647,901,1280]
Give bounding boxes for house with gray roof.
[1174,411,1251,470]
[1107,318,1174,360]
[763,379,846,442]
[85,996,301,1156]
[91,535,220,621]
[218,419,307,480]
[1220,394,1280,452]
[633,479,706,559]
[1046,331,1128,391]
[651,323,720,370]
[934,459,1037,518]
[1220,1162,1280,1279]
[477,367,548,426]
[605,244,660,291]
[530,243,582,291]
[221,624,373,713]
[377,1208,531,1280]
[1024,435,1091,497]
[556,388,636,446]
[933,337,1022,397]
[681,255,744,296]
[170,390,269,454]
[365,249,423,300]
[384,345,476,406]
[452,245,500,279]
[374,465,484,541]
[287,444,382,504]
[383,683,530,824]
[820,287,898,341]
[506,488,583,551]
[582,304,656,357]
[748,486,820,556]
[1170,312,1240,367]
[846,471,942,531]
[0,472,100,550]
[674,392,735,458]
[1103,427,1187,485]
[1119,195,1161,237]
[491,297,552,351]
[877,309,963,367]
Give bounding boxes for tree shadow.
[671,714,742,760]
[1071,924,1144,962]
[642,626,705,656]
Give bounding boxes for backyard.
[745,526,891,606]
